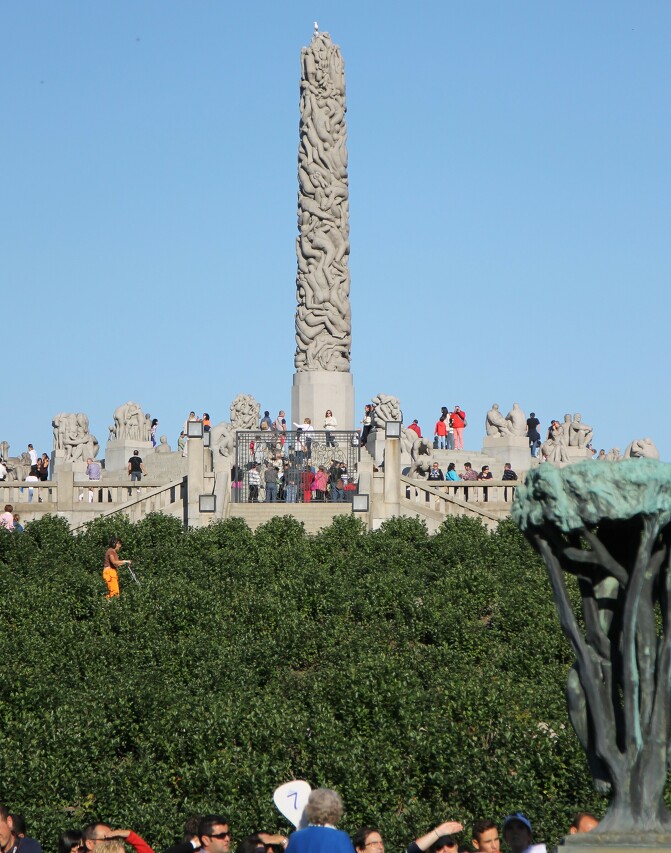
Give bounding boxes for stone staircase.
[69,478,186,531]
[399,476,505,532]
[228,501,352,533]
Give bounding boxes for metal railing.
[233,430,360,503]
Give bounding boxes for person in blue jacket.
[286,790,353,853]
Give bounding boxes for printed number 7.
[287,792,298,811]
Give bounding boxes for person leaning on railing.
[502,462,518,501]
[446,462,460,494]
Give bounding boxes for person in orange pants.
[103,537,131,598]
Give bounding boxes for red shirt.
[408,423,421,437]
[434,420,448,437]
[451,410,466,429]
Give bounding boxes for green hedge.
[0,514,606,850]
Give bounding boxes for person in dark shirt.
[502,462,518,500]
[526,412,541,457]
[427,462,445,481]
[127,450,146,496]
[478,465,493,502]
[0,805,43,853]
[163,818,201,853]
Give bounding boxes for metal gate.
[233,430,360,503]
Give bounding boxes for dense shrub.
[0,514,609,850]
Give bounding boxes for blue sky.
[3,2,670,462]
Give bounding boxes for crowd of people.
[229,409,359,504]
[0,790,601,853]
[237,457,357,504]
[0,445,50,492]
[422,407,468,451]
[1,406,608,510]
[426,462,518,483]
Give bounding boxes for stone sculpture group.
[229,393,261,431]
[538,413,594,464]
[294,30,351,374]
[52,413,100,462]
[0,444,32,481]
[109,401,151,443]
[485,402,526,437]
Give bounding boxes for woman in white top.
[293,417,315,462]
[323,410,337,447]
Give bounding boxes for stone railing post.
[383,433,401,518]
[187,436,205,527]
[56,467,75,513]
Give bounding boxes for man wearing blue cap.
[501,814,545,853]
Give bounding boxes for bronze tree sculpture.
[513,460,671,836]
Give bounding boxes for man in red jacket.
[451,406,466,449]
[408,419,422,438]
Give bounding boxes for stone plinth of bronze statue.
[513,459,671,850]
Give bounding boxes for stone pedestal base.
[60,462,90,484]
[104,439,153,474]
[52,457,87,475]
[50,450,65,478]
[367,429,387,466]
[481,435,532,472]
[292,371,354,432]
[556,835,671,853]
[567,446,593,462]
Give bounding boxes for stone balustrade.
[400,475,519,529]
[0,472,187,528]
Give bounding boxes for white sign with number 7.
[273,780,312,828]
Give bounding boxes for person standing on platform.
[27,444,38,475]
[408,419,422,438]
[127,450,146,495]
[526,412,541,457]
[451,406,466,450]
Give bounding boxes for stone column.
[383,436,401,518]
[292,29,354,430]
[187,435,204,528]
[56,467,74,513]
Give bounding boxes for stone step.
[228,502,352,533]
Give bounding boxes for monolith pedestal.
[292,371,354,431]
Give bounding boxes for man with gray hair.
[86,457,102,503]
